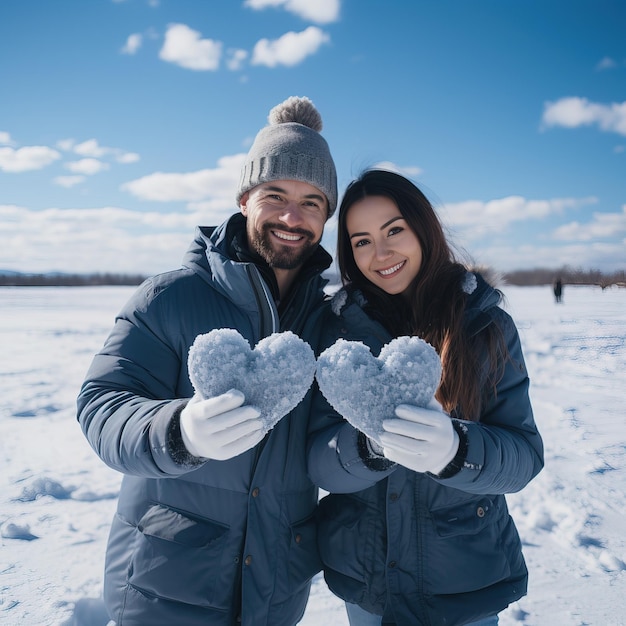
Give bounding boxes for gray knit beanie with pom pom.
[236,96,338,218]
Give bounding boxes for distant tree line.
[0,273,148,287]
[0,267,624,288]
[502,267,626,289]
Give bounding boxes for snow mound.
[188,328,317,432]
[1,522,38,541]
[16,477,75,502]
[316,336,442,444]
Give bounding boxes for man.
[77,96,337,625]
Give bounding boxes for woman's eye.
[354,239,369,248]
[388,226,403,236]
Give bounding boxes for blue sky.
[1,0,624,275]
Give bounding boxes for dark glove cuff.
[357,431,396,472]
[432,420,469,479]
[167,403,206,467]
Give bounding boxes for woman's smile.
[376,260,406,277]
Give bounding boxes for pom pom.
[268,96,323,132]
[188,329,317,432]
[316,336,442,444]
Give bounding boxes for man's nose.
[278,202,304,225]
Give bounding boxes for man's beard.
[249,223,319,270]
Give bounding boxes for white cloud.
[596,56,617,71]
[121,154,245,207]
[121,33,143,55]
[56,138,76,151]
[542,97,626,137]
[74,139,109,158]
[0,146,61,172]
[374,161,423,178]
[61,138,139,165]
[53,175,86,188]
[0,131,14,146]
[226,48,248,71]
[251,26,330,67]
[64,158,110,175]
[116,152,140,164]
[473,240,625,273]
[553,206,626,241]
[244,0,340,24]
[159,23,222,71]
[441,195,598,240]
[0,203,203,275]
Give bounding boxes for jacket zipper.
[236,265,280,623]
[245,264,279,338]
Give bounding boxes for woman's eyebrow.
[381,216,403,230]
[349,230,369,240]
[350,216,403,239]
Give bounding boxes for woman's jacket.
[308,273,544,626]
[77,213,332,626]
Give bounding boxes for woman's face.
[346,195,423,296]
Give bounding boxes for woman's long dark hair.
[337,169,503,421]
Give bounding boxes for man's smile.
[272,230,305,243]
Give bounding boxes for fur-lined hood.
[330,270,502,337]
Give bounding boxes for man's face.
[240,180,328,270]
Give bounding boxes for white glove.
[180,390,265,460]
[379,403,459,475]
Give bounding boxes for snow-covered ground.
[1,284,625,625]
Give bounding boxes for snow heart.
[188,328,317,433]
[316,336,442,444]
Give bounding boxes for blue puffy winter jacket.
[308,274,544,626]
[77,214,332,625]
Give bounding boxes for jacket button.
[388,561,397,568]
[251,487,260,497]
[476,506,485,517]
[244,555,252,566]
[389,493,398,502]
[295,534,302,544]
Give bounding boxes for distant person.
[308,169,544,625]
[553,277,563,303]
[76,96,338,625]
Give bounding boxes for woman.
[308,169,544,625]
